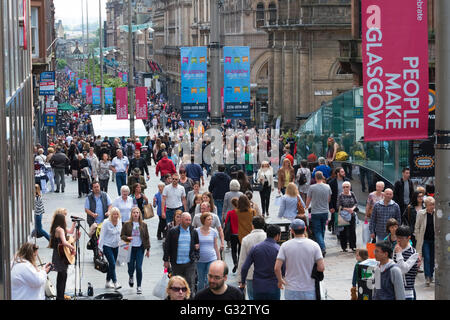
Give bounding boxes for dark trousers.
[230,234,240,267]
[56,271,67,300]
[103,246,118,283]
[172,261,197,295]
[78,178,89,196]
[339,215,357,250]
[157,215,167,239]
[260,187,271,215]
[253,288,281,300]
[128,246,145,287]
[99,178,109,192]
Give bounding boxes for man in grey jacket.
[370,188,401,241]
[373,240,406,300]
[49,147,70,193]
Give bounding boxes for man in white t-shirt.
[274,219,324,300]
[162,173,188,224]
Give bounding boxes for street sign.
[44,114,56,127]
[39,71,55,96]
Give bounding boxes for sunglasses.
[170,287,188,293]
[343,186,350,188]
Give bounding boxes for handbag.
[152,272,170,299]
[336,208,351,227]
[224,217,232,242]
[94,255,109,273]
[297,195,305,215]
[143,203,154,219]
[45,277,57,298]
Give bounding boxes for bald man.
[370,188,401,241]
[194,260,244,300]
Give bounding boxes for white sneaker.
[114,282,122,290]
[105,280,114,289]
[137,287,142,294]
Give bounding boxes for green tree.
[57,58,67,70]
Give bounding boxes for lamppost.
[128,0,135,137]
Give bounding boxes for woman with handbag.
[336,181,358,252]
[48,213,76,300]
[131,183,149,220]
[98,207,122,290]
[11,242,52,300]
[121,207,151,294]
[256,161,274,217]
[278,183,305,221]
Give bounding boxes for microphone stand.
[72,219,90,299]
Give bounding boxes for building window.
[31,7,39,58]
[268,3,277,25]
[256,3,265,28]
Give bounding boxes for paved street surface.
[34,164,435,300]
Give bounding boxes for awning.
[58,103,77,111]
[90,115,148,138]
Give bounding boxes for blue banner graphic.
[93,87,101,105]
[82,80,88,97]
[180,47,208,120]
[223,46,250,119]
[105,87,114,105]
[39,71,56,96]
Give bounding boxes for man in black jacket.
[163,212,200,294]
[208,165,231,222]
[49,147,70,193]
[393,168,414,216]
[328,167,351,234]
[128,149,149,180]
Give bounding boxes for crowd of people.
[13,71,437,301]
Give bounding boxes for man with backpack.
[296,160,311,204]
[124,138,135,159]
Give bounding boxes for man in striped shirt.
[393,225,419,300]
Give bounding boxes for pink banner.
[362,0,428,141]
[78,79,83,93]
[116,87,128,120]
[135,87,148,120]
[86,85,93,104]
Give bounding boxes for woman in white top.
[98,207,123,290]
[256,161,274,216]
[113,185,134,223]
[11,242,52,300]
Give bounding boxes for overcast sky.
[54,0,106,27]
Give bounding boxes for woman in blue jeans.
[196,212,220,291]
[32,185,50,241]
[121,207,151,294]
[98,207,122,290]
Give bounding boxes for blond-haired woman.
[98,207,122,290]
[121,207,150,294]
[277,158,295,195]
[257,161,274,216]
[165,275,191,300]
[196,212,220,291]
[45,147,56,192]
[278,183,305,221]
[11,242,52,300]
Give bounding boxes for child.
[351,248,369,300]
[153,182,166,240]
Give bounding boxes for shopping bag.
[117,241,131,265]
[152,273,169,299]
[366,242,376,259]
[362,222,371,245]
[274,194,282,207]
[143,203,154,219]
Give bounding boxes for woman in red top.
[224,197,240,272]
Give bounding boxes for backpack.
[298,168,307,186]
[126,144,134,158]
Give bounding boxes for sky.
[54,0,107,27]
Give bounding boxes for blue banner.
[122,73,128,83]
[44,114,56,127]
[223,46,250,119]
[105,87,114,105]
[39,71,56,96]
[82,80,88,97]
[92,87,101,105]
[180,47,208,120]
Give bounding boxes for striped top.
[393,244,419,299]
[34,196,45,216]
[176,226,191,264]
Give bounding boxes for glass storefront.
[0,0,35,299]
[296,87,410,204]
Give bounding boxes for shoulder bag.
[143,202,154,219]
[36,254,56,299]
[297,195,305,215]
